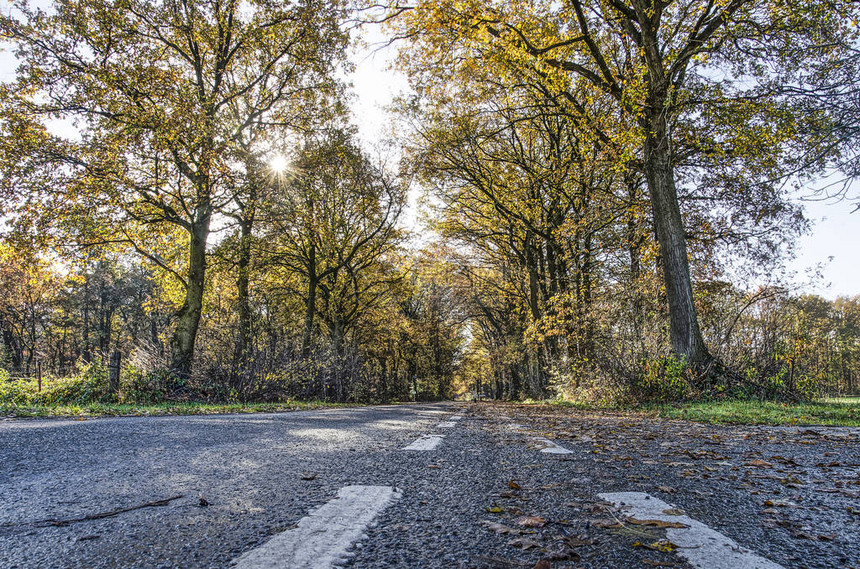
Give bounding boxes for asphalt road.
[0,403,857,569]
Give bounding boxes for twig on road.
[1,495,184,530]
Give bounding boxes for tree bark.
[301,242,317,358]
[170,214,211,376]
[234,214,253,363]
[642,106,710,366]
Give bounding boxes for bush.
[120,366,173,404]
[35,361,110,405]
[631,355,692,402]
[0,361,110,406]
[0,368,39,404]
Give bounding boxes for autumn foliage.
[1,0,859,405]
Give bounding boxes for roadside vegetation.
[645,398,860,427]
[1,401,344,420]
[1,1,859,417]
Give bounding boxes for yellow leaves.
[632,539,678,553]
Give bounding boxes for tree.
[259,130,405,357]
[0,0,349,375]
[0,243,61,375]
[393,0,858,369]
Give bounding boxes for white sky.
[0,12,856,299]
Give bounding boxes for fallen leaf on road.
[544,543,581,561]
[591,518,623,529]
[762,499,797,508]
[486,506,503,513]
[426,464,441,469]
[532,560,552,569]
[745,460,773,468]
[481,521,522,535]
[517,515,547,528]
[633,540,678,553]
[300,472,317,480]
[508,480,522,490]
[508,537,541,550]
[662,508,684,516]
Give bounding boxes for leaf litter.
[474,403,860,568]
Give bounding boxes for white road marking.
[598,492,784,569]
[232,485,400,569]
[534,438,574,454]
[437,421,458,428]
[402,434,445,450]
[449,415,464,421]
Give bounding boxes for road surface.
[1,403,857,568]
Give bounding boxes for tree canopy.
[0,0,858,405]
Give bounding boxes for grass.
[0,400,349,419]
[645,397,860,426]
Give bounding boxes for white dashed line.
[438,421,457,428]
[598,492,784,569]
[232,485,400,569]
[534,438,574,454]
[402,434,445,450]
[449,415,464,421]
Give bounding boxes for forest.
[0,0,859,408]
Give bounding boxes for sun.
[269,154,289,173]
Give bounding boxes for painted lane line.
[232,485,400,569]
[534,438,574,454]
[437,421,457,428]
[598,492,784,569]
[402,434,445,450]
[449,415,464,421]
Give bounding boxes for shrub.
[35,361,110,405]
[120,366,173,404]
[0,369,39,404]
[632,355,692,402]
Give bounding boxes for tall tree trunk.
[235,214,253,363]
[170,213,211,376]
[2,325,22,371]
[331,316,344,357]
[235,162,259,364]
[301,243,317,358]
[82,275,91,362]
[642,108,710,366]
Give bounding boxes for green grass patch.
[0,400,348,419]
[645,398,860,426]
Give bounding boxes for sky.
[0,9,856,299]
